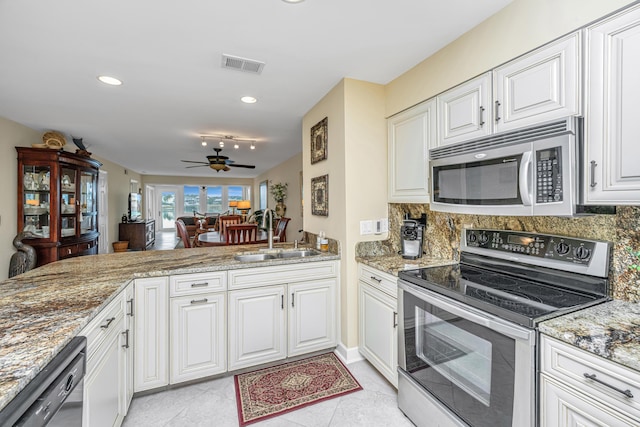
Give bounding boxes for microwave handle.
[519,151,533,206]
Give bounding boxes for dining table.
[196,227,268,247]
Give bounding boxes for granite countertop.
[356,254,455,277]
[0,244,338,412]
[539,300,640,373]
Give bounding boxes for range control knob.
[574,246,591,260]
[478,233,489,244]
[468,233,477,243]
[555,242,570,255]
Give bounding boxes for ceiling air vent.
[221,54,265,74]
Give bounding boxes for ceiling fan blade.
[181,160,209,164]
[185,165,210,168]
[229,164,256,169]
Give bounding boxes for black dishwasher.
[0,336,86,427]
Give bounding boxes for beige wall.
[253,153,303,243]
[385,0,635,116]
[303,78,387,349]
[0,117,42,279]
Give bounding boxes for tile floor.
[150,230,180,250]
[122,358,414,427]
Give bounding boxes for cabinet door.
[437,72,492,146]
[228,285,286,371]
[122,283,134,415]
[170,292,226,384]
[288,279,336,357]
[387,99,436,202]
[134,277,169,392]
[584,5,640,204]
[359,281,398,387]
[84,319,124,427]
[494,32,581,133]
[540,375,639,427]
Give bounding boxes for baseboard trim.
[334,342,364,365]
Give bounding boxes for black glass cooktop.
[399,262,607,328]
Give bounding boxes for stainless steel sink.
[234,253,277,262]
[277,250,321,258]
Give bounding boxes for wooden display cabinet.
[17,147,102,266]
[119,220,156,251]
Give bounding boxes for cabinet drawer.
[169,271,227,296]
[78,240,95,252]
[80,292,125,362]
[540,334,640,420]
[59,244,78,259]
[358,264,397,298]
[228,261,338,290]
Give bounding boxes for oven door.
[398,280,535,427]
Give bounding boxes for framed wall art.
[310,117,328,164]
[311,174,328,216]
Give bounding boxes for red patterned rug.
[234,352,362,426]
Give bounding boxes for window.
[259,180,268,210]
[207,186,222,212]
[183,186,200,215]
[181,185,250,215]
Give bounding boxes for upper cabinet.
[17,147,101,266]
[436,32,581,147]
[437,72,492,146]
[494,32,581,133]
[387,99,436,203]
[583,4,640,204]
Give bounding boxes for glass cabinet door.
[80,170,97,235]
[22,164,51,239]
[60,167,77,238]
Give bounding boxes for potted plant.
[270,182,288,217]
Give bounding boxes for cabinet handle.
[121,330,130,349]
[291,293,295,308]
[127,298,134,317]
[190,298,208,305]
[100,317,116,329]
[190,282,209,288]
[478,106,485,127]
[393,312,398,328]
[370,276,382,283]
[281,295,284,310]
[583,373,633,398]
[590,160,598,188]
[494,100,501,123]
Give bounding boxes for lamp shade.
[237,200,251,210]
[228,200,238,208]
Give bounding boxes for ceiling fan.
[181,148,256,172]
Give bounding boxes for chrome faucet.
[262,208,274,249]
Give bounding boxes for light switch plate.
[360,220,373,235]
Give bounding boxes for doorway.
[159,187,177,230]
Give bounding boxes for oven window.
[416,307,492,406]
[433,155,521,205]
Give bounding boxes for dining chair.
[218,215,243,239]
[175,219,192,248]
[225,224,258,245]
[273,217,290,242]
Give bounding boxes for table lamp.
[228,200,238,214]
[237,200,251,221]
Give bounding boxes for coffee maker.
[400,219,424,259]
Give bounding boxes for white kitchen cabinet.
[122,283,134,416]
[387,99,436,202]
[494,32,581,133]
[134,276,169,392]
[539,335,640,426]
[228,285,287,371]
[170,292,226,383]
[437,73,492,146]
[584,4,640,204]
[288,278,337,357]
[358,264,398,387]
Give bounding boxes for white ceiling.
[0,0,513,178]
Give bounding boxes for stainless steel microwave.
[430,117,581,216]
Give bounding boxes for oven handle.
[399,280,534,342]
[519,151,533,206]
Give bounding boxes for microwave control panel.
[465,229,596,265]
[536,147,562,204]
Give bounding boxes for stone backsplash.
[366,204,640,302]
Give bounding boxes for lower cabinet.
[81,283,133,427]
[358,263,398,387]
[170,292,226,383]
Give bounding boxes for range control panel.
[465,229,596,265]
[536,147,563,204]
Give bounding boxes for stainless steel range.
[397,229,611,427]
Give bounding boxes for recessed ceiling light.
[97,75,122,86]
[241,96,257,104]
[219,141,224,147]
[234,144,239,149]
[282,0,305,3]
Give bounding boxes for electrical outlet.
[360,220,373,235]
